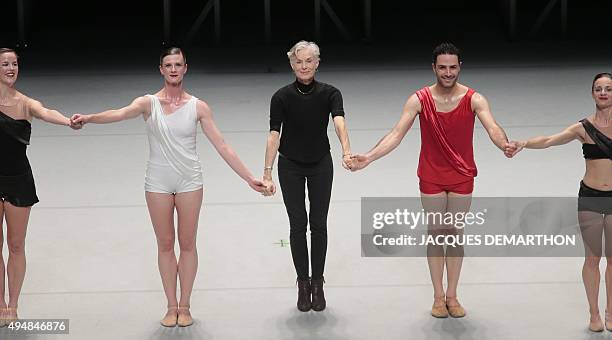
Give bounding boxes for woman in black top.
[0,48,80,324]
[507,73,612,332]
[262,41,352,312]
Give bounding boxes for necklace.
[295,82,315,95]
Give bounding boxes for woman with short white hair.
[261,41,353,312]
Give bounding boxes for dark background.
[1,0,610,72]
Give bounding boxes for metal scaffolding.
[12,0,593,47]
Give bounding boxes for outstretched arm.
[71,96,150,125]
[197,100,265,192]
[351,93,420,170]
[28,99,73,127]
[507,123,583,157]
[472,93,508,151]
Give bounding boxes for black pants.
[278,153,333,280]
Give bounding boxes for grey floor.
[3,62,612,339]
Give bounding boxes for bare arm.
[263,131,280,175]
[332,115,353,169]
[356,94,420,166]
[28,99,71,126]
[524,123,582,149]
[507,123,582,157]
[197,100,263,191]
[332,116,351,155]
[472,92,508,150]
[262,131,280,194]
[72,96,150,124]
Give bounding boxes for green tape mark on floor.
[273,239,290,247]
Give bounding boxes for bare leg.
[603,215,612,324]
[174,188,202,327]
[579,210,604,329]
[4,201,31,320]
[145,192,178,324]
[444,193,471,305]
[421,192,448,311]
[0,201,6,310]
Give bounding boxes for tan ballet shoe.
[4,307,18,325]
[605,310,612,331]
[446,297,466,318]
[177,306,193,327]
[160,306,178,327]
[589,316,604,332]
[0,307,7,327]
[431,296,449,318]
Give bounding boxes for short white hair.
[287,41,320,61]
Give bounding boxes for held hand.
[69,114,82,130]
[504,141,525,158]
[69,118,83,130]
[262,177,276,197]
[350,154,370,171]
[502,141,514,158]
[70,114,88,127]
[248,177,267,193]
[342,154,353,170]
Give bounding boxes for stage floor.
[2,61,609,339]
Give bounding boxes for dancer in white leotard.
[71,47,265,327]
[144,94,203,194]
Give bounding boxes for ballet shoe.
[177,306,193,327]
[605,310,612,331]
[4,307,18,325]
[6,307,18,323]
[589,315,604,332]
[160,306,178,327]
[431,296,448,318]
[0,307,7,327]
[446,296,466,318]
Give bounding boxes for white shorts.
[145,163,203,194]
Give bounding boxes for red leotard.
[416,86,477,185]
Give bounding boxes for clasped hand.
[69,114,86,130]
[503,141,525,158]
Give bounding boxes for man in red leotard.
[351,43,511,318]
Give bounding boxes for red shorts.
[419,179,474,195]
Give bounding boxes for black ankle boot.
[296,278,312,312]
[311,277,326,311]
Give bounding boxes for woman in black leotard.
[261,41,353,312]
[0,48,79,324]
[508,73,612,332]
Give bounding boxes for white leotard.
[144,94,203,193]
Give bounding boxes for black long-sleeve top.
[269,79,345,163]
